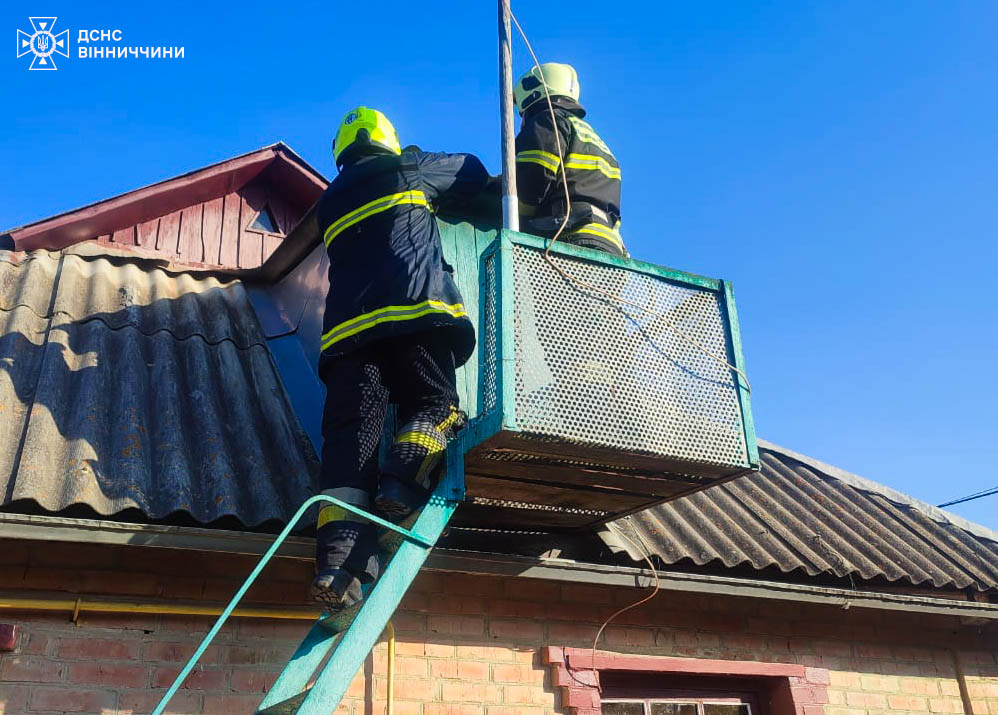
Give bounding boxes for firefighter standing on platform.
[312,107,488,612]
[513,62,626,257]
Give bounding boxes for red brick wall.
[0,540,996,715]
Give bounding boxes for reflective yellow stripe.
[516,150,561,173]
[564,153,621,180]
[436,406,461,432]
[317,504,367,527]
[566,222,625,252]
[517,156,559,173]
[323,190,430,246]
[321,300,467,351]
[395,430,444,452]
[567,116,615,157]
[396,431,446,488]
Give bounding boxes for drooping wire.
[556,516,662,691]
[589,523,662,690]
[507,10,752,394]
[938,486,998,508]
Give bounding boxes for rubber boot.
[310,567,364,613]
[311,520,379,614]
[375,475,431,522]
[375,408,466,522]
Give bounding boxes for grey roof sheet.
[3,244,997,594]
[601,440,998,591]
[0,246,318,525]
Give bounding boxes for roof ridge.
[758,438,998,546]
[2,144,279,236]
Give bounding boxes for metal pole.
[498,0,519,231]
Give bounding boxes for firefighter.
[513,62,626,257]
[312,107,488,612]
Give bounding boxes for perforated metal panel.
[507,243,748,468]
[480,250,499,416]
[465,233,756,529]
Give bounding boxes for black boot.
[375,408,466,521]
[312,521,379,614]
[310,567,364,612]
[375,474,431,521]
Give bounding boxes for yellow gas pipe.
[1,597,398,711]
[0,596,319,622]
[386,620,396,715]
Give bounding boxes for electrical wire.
[558,516,662,691]
[588,523,662,691]
[938,486,998,508]
[507,10,752,394]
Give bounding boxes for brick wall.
[0,540,996,715]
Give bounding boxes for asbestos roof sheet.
[3,243,997,594]
[601,440,998,592]
[0,246,318,525]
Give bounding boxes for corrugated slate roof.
[0,245,318,525]
[3,243,997,594]
[601,440,998,591]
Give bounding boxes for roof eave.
[2,512,995,622]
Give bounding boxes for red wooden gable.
[4,143,328,270]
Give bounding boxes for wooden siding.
[95,176,302,269]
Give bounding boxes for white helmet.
[513,62,580,114]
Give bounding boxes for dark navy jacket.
[316,150,488,367]
[515,97,625,256]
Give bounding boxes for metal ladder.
[151,440,467,715]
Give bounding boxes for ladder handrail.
[150,494,433,715]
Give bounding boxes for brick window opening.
[601,673,760,715]
[602,701,751,715]
[542,647,830,715]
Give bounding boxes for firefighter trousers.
[315,332,460,581]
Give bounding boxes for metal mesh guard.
[511,244,747,468]
[480,250,499,416]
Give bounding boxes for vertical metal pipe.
[498,0,519,231]
[386,621,396,715]
[950,649,976,715]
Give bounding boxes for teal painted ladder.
[151,440,468,715]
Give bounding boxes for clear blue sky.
[3,1,996,529]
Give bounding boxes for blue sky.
[2,1,996,529]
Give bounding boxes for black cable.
[938,486,998,508]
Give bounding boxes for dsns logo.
[16,17,69,70]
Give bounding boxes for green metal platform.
[447,228,758,530]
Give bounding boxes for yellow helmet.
[513,63,580,114]
[332,106,402,168]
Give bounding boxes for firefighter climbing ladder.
[151,440,467,715]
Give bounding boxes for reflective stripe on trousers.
[385,405,463,490]
[317,487,371,527]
